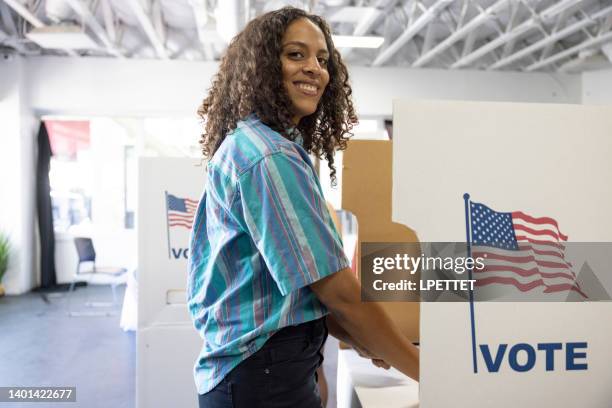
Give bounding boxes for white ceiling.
[1,0,612,72]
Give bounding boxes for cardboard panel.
[341,140,420,342]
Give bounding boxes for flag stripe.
[169,214,194,221]
[473,251,573,270]
[478,265,576,281]
[512,224,565,242]
[169,221,193,228]
[473,248,572,267]
[514,236,566,250]
[516,244,569,261]
[476,276,586,297]
[512,211,568,240]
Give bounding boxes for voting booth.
[391,101,612,407]
[137,157,205,408]
[135,102,612,408]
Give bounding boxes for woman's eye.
[318,57,328,65]
[288,51,304,58]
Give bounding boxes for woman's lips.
[294,81,319,96]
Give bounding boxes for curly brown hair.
[197,6,357,184]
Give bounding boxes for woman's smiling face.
[280,18,330,125]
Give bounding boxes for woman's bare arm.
[310,268,419,381]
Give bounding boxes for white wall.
[25,56,582,118]
[582,69,612,105]
[0,55,38,294]
[350,67,582,116]
[25,57,219,117]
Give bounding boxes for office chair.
[67,237,128,317]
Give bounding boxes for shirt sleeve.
[236,151,350,296]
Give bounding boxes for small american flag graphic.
[469,200,586,298]
[166,193,197,229]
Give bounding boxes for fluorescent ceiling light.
[26,25,101,50]
[332,35,384,49]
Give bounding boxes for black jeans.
[198,318,328,408]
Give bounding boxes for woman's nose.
[303,57,321,75]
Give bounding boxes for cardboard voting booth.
[391,100,612,407]
[137,157,205,408]
[341,140,420,342]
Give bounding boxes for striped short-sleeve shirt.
[187,114,349,395]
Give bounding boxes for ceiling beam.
[125,0,169,59]
[3,0,78,56]
[0,25,29,53]
[412,0,510,68]
[488,4,612,70]
[3,0,44,28]
[151,0,166,46]
[100,0,116,42]
[452,0,579,68]
[332,0,401,61]
[437,9,464,60]
[0,1,18,35]
[372,0,453,67]
[420,16,436,56]
[499,0,523,58]
[525,27,612,71]
[600,15,612,34]
[188,0,214,61]
[65,0,123,58]
[539,9,572,60]
[353,0,399,36]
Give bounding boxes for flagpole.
[164,190,171,259]
[463,193,478,374]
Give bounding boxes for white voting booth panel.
[137,158,205,408]
[392,101,612,407]
[138,326,202,408]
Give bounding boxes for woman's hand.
[326,314,391,370]
[312,269,419,381]
[352,344,391,370]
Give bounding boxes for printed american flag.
[469,201,586,298]
[166,193,197,229]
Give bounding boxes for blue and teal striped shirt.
[187,114,349,395]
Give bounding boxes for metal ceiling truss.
[1,0,611,73]
[367,0,612,71]
[2,0,78,56]
[65,0,123,57]
[188,0,214,60]
[125,0,168,59]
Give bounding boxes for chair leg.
[84,283,117,308]
[68,276,122,317]
[65,279,77,316]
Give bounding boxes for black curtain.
[37,122,57,289]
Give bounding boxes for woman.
[188,7,419,408]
